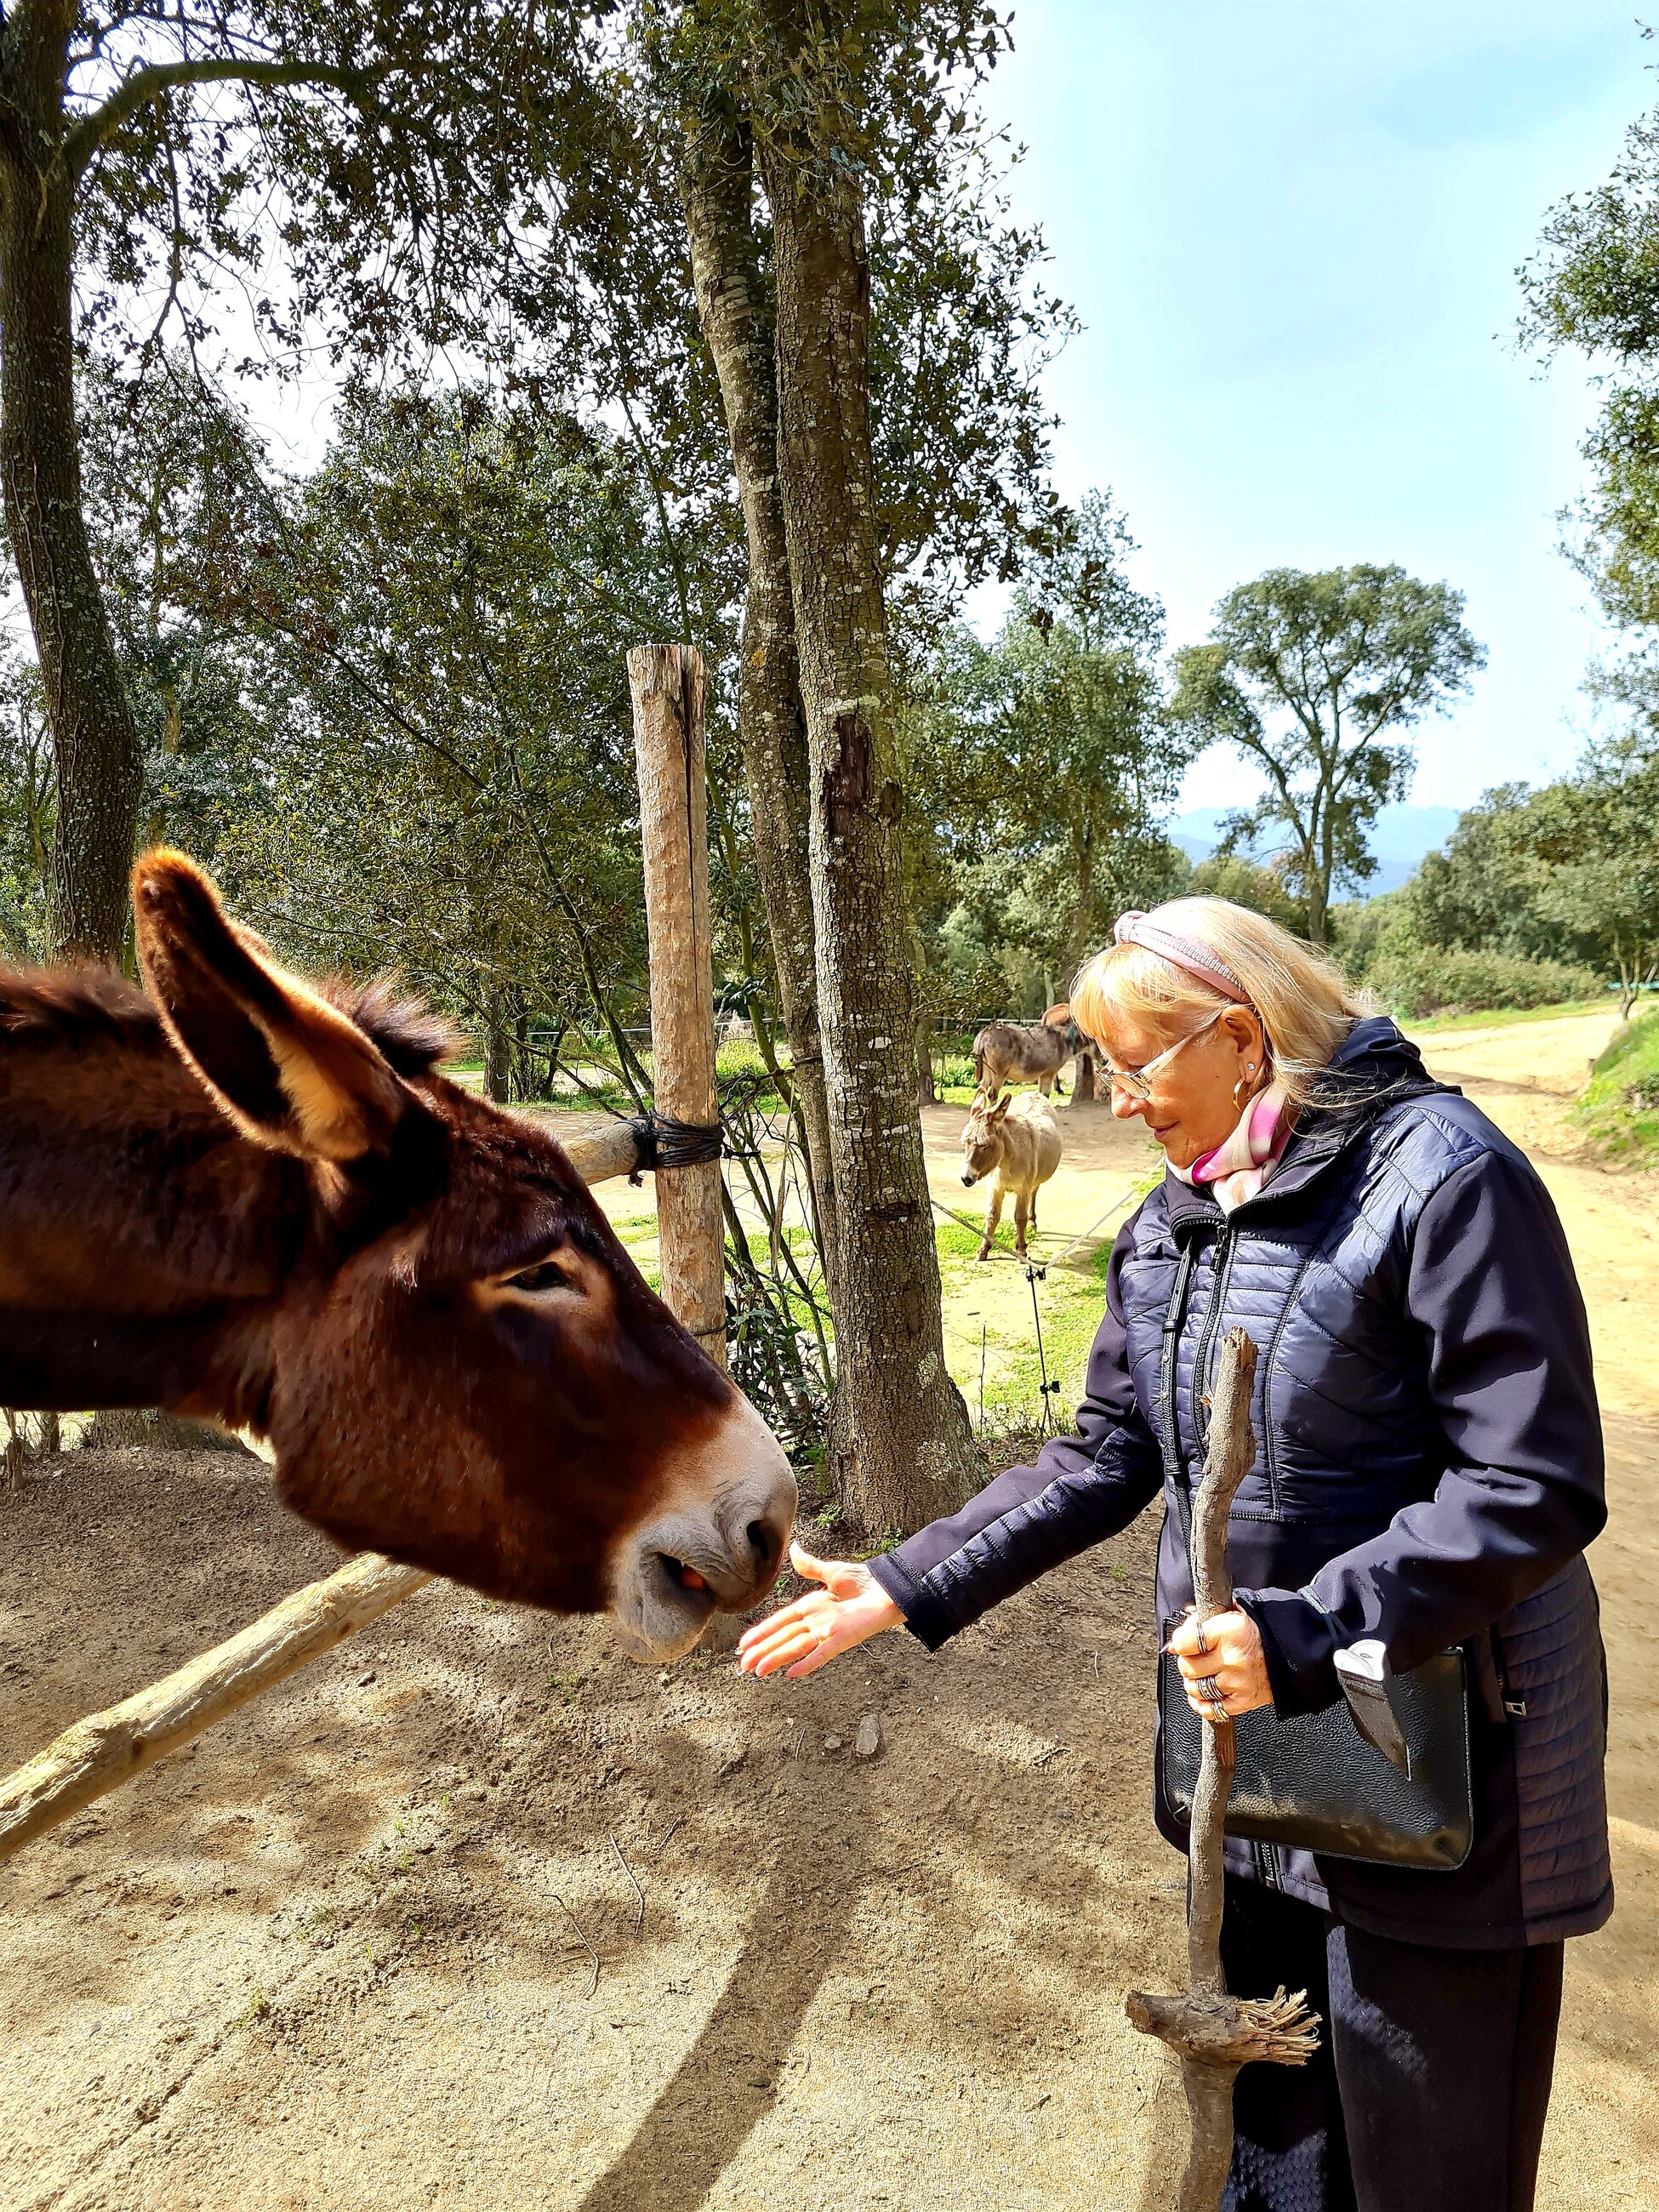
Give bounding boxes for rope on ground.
[1044,1183,1143,1268]
[932,1183,1142,1268]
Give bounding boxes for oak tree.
[0,0,588,956]
[614,0,1068,1529]
[1171,565,1483,946]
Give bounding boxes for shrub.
[1366,943,1603,1017]
[1576,1009,1659,1160]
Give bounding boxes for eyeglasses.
[1101,1011,1223,1102]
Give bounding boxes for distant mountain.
[1165,801,1461,901]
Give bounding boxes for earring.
[1232,1067,1255,1110]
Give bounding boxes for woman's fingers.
[736,1595,816,1650]
[737,1603,824,1671]
[1183,1668,1239,1707]
[1167,1608,1273,1719]
[747,1629,819,1679]
[738,1604,838,1679]
[734,1548,904,1684]
[1166,1609,1223,1662]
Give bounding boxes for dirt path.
[1413,1012,1656,2202]
[1,1016,1653,2211]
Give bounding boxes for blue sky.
[970,1,1656,813]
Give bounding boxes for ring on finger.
[1200,1677,1228,1710]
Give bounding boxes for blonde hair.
[1071,898,1371,1110]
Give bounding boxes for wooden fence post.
[627,643,727,1372]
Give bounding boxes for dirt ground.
[2,1007,1655,2211]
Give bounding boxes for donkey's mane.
[328,978,459,1077]
[0,962,458,1076]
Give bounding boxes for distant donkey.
[960,1092,1063,1260]
[972,1004,1076,1100]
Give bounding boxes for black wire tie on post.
[626,1111,726,1184]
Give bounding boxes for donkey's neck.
[0,973,301,1420]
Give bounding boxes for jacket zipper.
[1189,1223,1234,1469]
[1490,1627,1528,1719]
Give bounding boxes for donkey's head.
[129,852,795,1660]
[960,1092,1012,1186]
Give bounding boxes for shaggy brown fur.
[0,855,793,1655]
[972,1018,1074,1100]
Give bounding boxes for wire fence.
[505,1013,1120,1456]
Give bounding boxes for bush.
[1188,854,1307,935]
[1330,887,1413,982]
[1366,943,1604,1017]
[1576,1009,1659,1160]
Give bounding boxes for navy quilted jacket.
[870,1018,1612,1947]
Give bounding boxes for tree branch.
[66,54,386,179]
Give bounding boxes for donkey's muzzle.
[611,1449,797,1662]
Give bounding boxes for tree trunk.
[1308,810,1331,948]
[0,55,144,964]
[1063,817,1096,986]
[759,134,977,1532]
[482,989,514,1102]
[678,110,839,1302]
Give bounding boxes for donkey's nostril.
[716,1459,797,1599]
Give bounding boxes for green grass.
[935,1217,1115,1432]
[1575,1009,1659,1160]
[1395,998,1612,1039]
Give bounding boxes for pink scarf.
[1167,1082,1291,1212]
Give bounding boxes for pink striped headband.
[1112,909,1251,1003]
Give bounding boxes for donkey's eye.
[503,1257,574,1297]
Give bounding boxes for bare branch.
[66,54,387,180]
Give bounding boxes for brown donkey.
[0,853,795,1662]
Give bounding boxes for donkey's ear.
[990,1092,1012,1120]
[134,851,408,1161]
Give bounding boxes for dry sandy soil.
[1,1007,1654,2211]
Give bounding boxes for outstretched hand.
[736,1543,903,1679]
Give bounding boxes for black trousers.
[1218,1876,1565,2212]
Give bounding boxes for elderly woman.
[738,898,1610,2212]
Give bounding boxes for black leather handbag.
[1155,1483,1474,1871]
[1157,1633,1474,1871]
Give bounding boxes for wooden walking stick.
[1126,1327,1320,2211]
